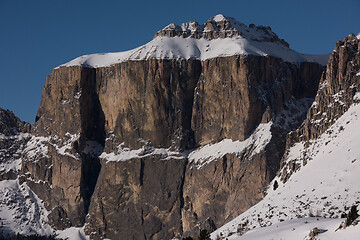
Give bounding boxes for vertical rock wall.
[23,55,324,239]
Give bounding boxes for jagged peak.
[154,14,289,47]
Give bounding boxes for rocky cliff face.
[2,15,330,240]
[292,34,360,142]
[24,56,323,239]
[21,66,103,229]
[85,155,187,240]
[97,59,201,150]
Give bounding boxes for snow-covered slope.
[0,179,52,237]
[0,178,89,239]
[221,217,360,240]
[58,15,329,68]
[212,97,360,239]
[0,132,90,239]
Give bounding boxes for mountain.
[1,14,358,240]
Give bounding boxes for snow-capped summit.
[154,14,289,47]
[59,15,329,68]
[212,14,227,22]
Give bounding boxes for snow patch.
[353,92,360,101]
[0,179,91,239]
[24,133,81,162]
[219,217,360,240]
[56,132,80,158]
[0,133,30,174]
[24,135,49,161]
[0,180,52,237]
[100,144,185,162]
[56,226,90,240]
[189,122,272,169]
[213,14,227,22]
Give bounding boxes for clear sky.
[0,0,359,123]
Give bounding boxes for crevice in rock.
[178,157,188,236]
[180,59,202,150]
[78,67,106,221]
[178,60,202,235]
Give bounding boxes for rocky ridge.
[154,14,289,47]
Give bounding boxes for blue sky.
[0,0,359,123]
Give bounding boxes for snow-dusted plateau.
[0,14,359,240]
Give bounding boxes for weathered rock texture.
[0,108,30,136]
[294,33,360,142]
[85,155,187,240]
[97,59,201,150]
[191,56,322,146]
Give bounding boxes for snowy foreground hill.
[211,97,360,239]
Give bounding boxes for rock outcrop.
[3,15,331,240]
[292,33,360,142]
